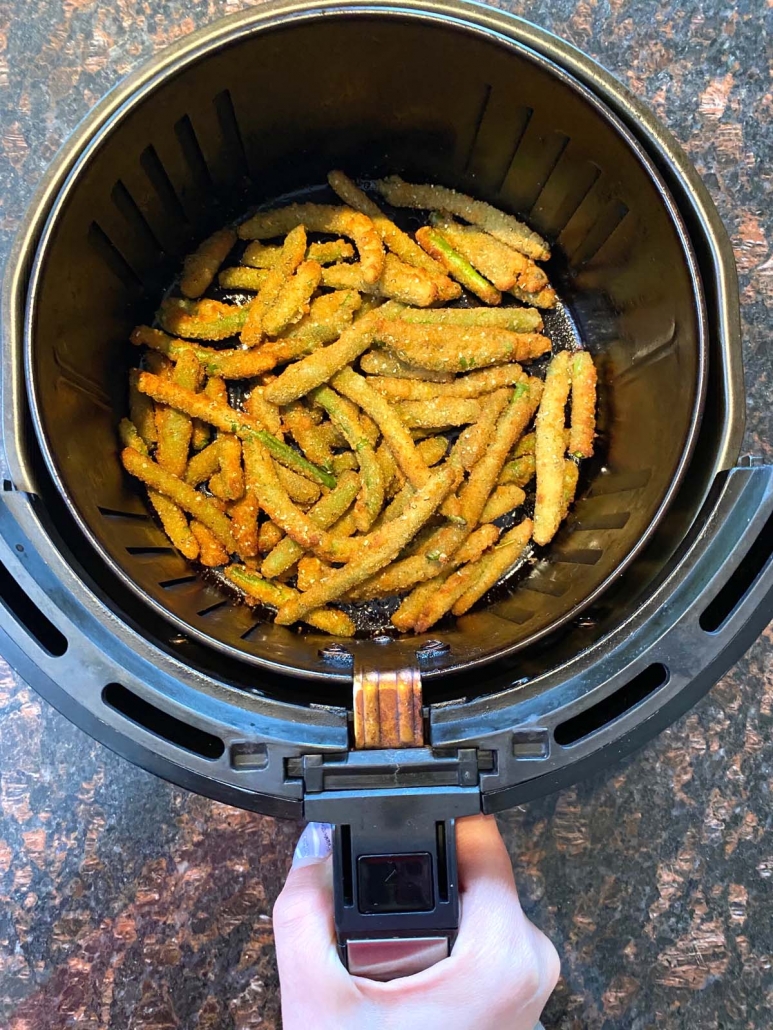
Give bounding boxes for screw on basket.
[318,642,354,665]
[416,639,451,660]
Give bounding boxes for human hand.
[274,814,559,1030]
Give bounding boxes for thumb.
[273,823,344,990]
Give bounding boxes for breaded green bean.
[508,283,557,309]
[561,459,580,522]
[136,372,335,488]
[327,171,458,298]
[238,204,385,285]
[148,490,199,561]
[230,491,260,559]
[118,417,148,456]
[242,435,359,563]
[241,241,283,268]
[479,484,526,523]
[262,260,322,338]
[459,379,543,525]
[258,520,284,554]
[403,524,506,632]
[260,470,360,579]
[394,398,482,429]
[416,436,448,467]
[452,519,533,616]
[377,319,551,372]
[180,228,236,298]
[498,453,536,488]
[331,451,358,475]
[351,523,499,604]
[158,297,248,341]
[359,350,452,383]
[569,351,597,458]
[322,252,438,307]
[296,554,329,592]
[306,239,355,265]
[415,227,501,305]
[330,367,462,523]
[276,464,321,505]
[274,461,459,626]
[225,564,355,636]
[330,367,427,492]
[369,365,525,401]
[129,370,157,445]
[312,386,385,532]
[450,389,511,470]
[246,387,283,438]
[282,402,334,470]
[533,351,572,546]
[241,225,307,346]
[190,520,230,567]
[217,266,270,291]
[375,176,550,261]
[400,306,543,333]
[121,447,236,552]
[155,350,202,478]
[142,290,361,380]
[430,213,548,293]
[263,304,400,406]
[185,436,244,501]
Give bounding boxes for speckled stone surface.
[0,1,771,1027]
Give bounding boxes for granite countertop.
[0,1,771,1027]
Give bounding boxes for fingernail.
[292,822,333,867]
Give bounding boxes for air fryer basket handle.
[305,784,480,980]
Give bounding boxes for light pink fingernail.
[292,822,333,867]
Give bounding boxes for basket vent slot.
[0,556,68,657]
[111,180,164,253]
[174,114,213,191]
[700,506,773,633]
[102,683,224,759]
[554,663,668,746]
[88,222,143,290]
[140,144,188,224]
[213,88,250,178]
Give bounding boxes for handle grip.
[332,816,460,980]
[304,782,480,981]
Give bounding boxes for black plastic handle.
[305,784,480,979]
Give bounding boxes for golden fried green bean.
[533,351,572,546]
[375,176,550,261]
[312,386,384,532]
[399,306,543,333]
[225,564,355,636]
[158,297,248,340]
[369,365,524,401]
[238,203,385,284]
[452,518,533,616]
[377,319,551,372]
[260,470,360,579]
[180,228,236,298]
[415,227,501,305]
[569,351,597,458]
[262,260,322,338]
[394,398,482,429]
[122,447,236,552]
[137,372,335,488]
[241,225,307,346]
[274,461,459,625]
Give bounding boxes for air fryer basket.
[24,9,706,682]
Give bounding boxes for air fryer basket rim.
[21,1,708,682]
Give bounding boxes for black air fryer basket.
[2,0,772,978]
